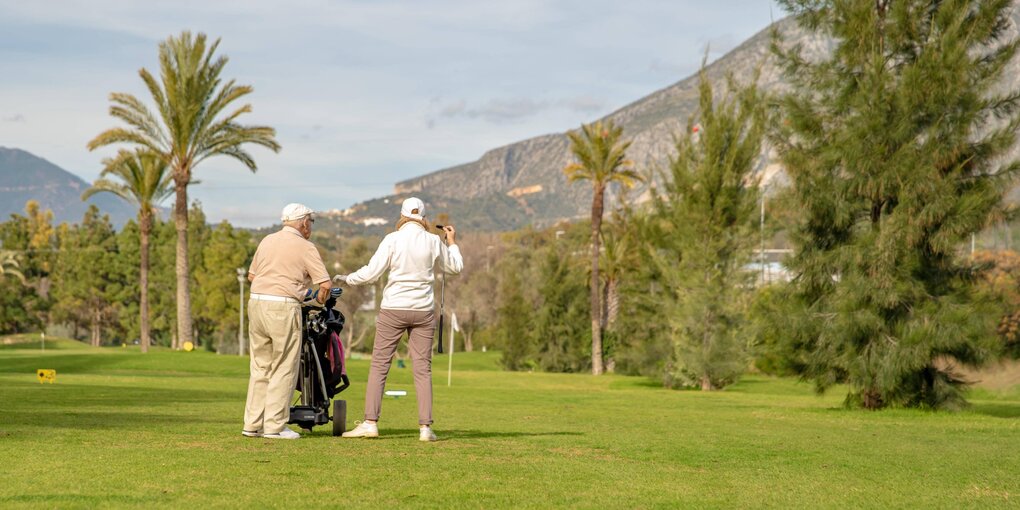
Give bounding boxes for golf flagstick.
[448,312,457,386]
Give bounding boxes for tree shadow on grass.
[0,494,156,506]
[365,429,584,441]
[806,402,1020,418]
[0,353,126,374]
[969,402,1020,418]
[607,378,663,390]
[0,381,242,431]
[2,379,240,406]
[0,410,232,431]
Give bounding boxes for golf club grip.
[437,315,445,353]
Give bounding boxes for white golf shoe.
[342,421,379,438]
[419,426,437,442]
[264,428,301,440]
[241,429,263,438]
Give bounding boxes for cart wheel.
[332,400,347,436]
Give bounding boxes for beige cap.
[281,203,314,222]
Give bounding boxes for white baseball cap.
[281,203,314,222]
[400,197,425,220]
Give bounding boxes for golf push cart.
[289,287,350,436]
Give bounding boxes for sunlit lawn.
[0,334,1018,509]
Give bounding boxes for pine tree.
[496,243,539,371]
[649,68,766,390]
[774,0,1020,409]
[534,246,591,373]
[194,221,255,352]
[51,207,120,346]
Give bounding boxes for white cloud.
[0,0,784,226]
[427,95,608,126]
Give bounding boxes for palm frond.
[83,148,173,216]
[82,178,134,204]
[563,119,642,188]
[89,30,280,187]
[0,251,26,284]
[108,92,170,149]
[87,128,163,154]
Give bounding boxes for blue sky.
[0,1,782,226]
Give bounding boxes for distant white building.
[360,217,388,226]
[745,261,792,285]
[745,248,793,285]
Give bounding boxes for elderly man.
[242,203,331,440]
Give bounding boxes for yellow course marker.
[37,369,56,384]
[183,341,194,352]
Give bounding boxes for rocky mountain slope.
[333,16,818,231]
[0,147,137,226]
[340,6,1020,232]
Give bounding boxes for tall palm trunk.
[602,276,619,373]
[139,209,152,353]
[174,174,193,349]
[590,183,605,375]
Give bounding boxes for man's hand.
[332,274,348,284]
[442,224,457,245]
[316,282,331,304]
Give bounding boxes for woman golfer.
[335,197,462,441]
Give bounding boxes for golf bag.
[289,290,350,435]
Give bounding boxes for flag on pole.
[448,312,458,386]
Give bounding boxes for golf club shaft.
[437,224,447,354]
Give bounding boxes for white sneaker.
[241,429,263,438]
[264,428,301,440]
[342,421,379,438]
[419,426,437,442]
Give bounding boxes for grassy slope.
[0,335,1017,509]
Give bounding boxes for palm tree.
[598,222,632,373]
[0,250,26,284]
[83,149,173,353]
[564,120,640,375]
[88,31,281,349]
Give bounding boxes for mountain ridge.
[368,7,1020,231]
[356,16,814,230]
[0,147,137,227]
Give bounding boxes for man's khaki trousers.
[243,299,301,435]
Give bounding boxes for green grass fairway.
[1,334,1018,508]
